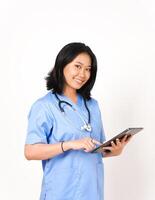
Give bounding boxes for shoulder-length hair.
[45,42,97,100]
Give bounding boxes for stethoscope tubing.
[54,92,91,125]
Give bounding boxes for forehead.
[72,53,91,66]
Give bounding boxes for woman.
[24,42,132,200]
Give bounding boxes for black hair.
[45,42,97,100]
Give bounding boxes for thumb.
[101,146,112,150]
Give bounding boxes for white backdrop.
[0,0,155,199]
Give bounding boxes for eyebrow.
[75,61,91,67]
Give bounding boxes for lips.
[74,78,85,84]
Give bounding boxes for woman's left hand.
[101,135,133,157]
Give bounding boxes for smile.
[74,78,85,84]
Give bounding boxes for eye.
[86,68,91,72]
[75,65,81,69]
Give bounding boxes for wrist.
[62,141,73,151]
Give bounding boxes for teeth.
[74,79,83,84]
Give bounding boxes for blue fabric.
[25,92,106,200]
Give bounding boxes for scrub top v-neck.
[25,91,106,200]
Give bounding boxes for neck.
[63,87,77,104]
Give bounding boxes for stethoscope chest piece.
[81,123,92,132]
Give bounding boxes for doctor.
[24,42,132,200]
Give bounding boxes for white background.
[0,0,155,199]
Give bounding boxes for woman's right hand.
[68,137,102,152]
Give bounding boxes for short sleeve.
[100,119,106,143]
[95,100,106,143]
[25,100,53,144]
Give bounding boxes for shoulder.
[28,92,54,116]
[87,96,99,107]
[86,96,100,111]
[86,96,102,115]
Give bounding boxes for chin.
[73,83,85,90]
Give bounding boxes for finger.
[92,139,102,145]
[116,138,121,146]
[84,148,89,152]
[88,140,96,148]
[102,146,113,151]
[83,141,92,151]
[121,134,128,142]
[125,135,133,144]
[86,142,93,150]
[111,141,116,147]
[85,142,94,151]
[83,146,91,152]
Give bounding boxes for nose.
[78,68,85,77]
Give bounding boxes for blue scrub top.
[25,91,106,200]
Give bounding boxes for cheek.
[86,72,91,81]
[66,67,77,75]
[64,69,77,84]
[64,68,73,79]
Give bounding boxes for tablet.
[91,127,143,153]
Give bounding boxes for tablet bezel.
[91,127,143,153]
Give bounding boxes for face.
[63,53,91,92]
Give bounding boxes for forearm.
[24,141,72,160]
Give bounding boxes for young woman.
[24,42,132,200]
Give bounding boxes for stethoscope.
[54,92,92,132]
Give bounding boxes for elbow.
[24,152,32,161]
[24,145,33,160]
